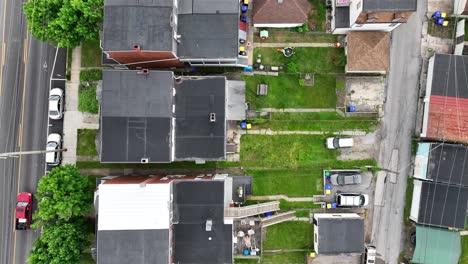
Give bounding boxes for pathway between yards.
[243,129,367,136]
[262,108,335,112]
[247,195,314,202]
[253,42,335,48]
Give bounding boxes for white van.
[326,137,354,149]
[363,245,376,264]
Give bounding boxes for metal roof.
[426,143,468,186]
[412,225,461,264]
[316,217,364,253]
[431,54,468,99]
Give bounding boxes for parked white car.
[335,193,368,207]
[363,245,376,264]
[48,88,64,120]
[326,137,353,149]
[46,133,62,166]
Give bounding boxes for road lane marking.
[13,32,30,264]
[18,123,23,147]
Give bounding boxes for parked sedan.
[336,193,368,207]
[48,88,64,120]
[46,133,62,166]
[330,173,362,185]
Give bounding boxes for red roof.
[253,0,311,25]
[427,95,468,142]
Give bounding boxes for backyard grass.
[253,31,337,43]
[263,221,313,250]
[243,74,336,109]
[234,258,260,264]
[251,112,378,132]
[80,253,95,264]
[247,169,323,197]
[81,40,102,67]
[78,85,99,113]
[295,210,311,218]
[261,252,305,264]
[461,236,468,263]
[280,199,322,210]
[253,47,345,73]
[77,129,97,156]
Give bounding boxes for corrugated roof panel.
[414,143,430,180]
[412,225,461,264]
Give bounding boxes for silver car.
[330,173,362,185]
[48,88,64,120]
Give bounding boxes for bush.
[336,80,345,89]
[79,69,102,82]
[302,23,310,32]
[78,85,99,113]
[287,62,299,73]
[299,79,305,86]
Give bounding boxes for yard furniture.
[260,30,268,40]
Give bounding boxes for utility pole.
[0,148,67,159]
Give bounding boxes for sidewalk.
[253,42,334,48]
[62,46,99,165]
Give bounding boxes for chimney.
[278,0,283,3]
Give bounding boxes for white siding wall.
[349,0,363,25]
[253,23,303,28]
[350,22,400,31]
[454,0,467,15]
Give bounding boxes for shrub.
[299,79,305,86]
[79,69,102,82]
[302,23,310,32]
[78,85,99,113]
[336,80,345,89]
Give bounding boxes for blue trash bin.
[348,105,356,112]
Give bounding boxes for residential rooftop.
[363,0,417,12]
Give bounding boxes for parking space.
[45,48,67,173]
[337,132,379,161]
[321,170,374,206]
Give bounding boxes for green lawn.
[309,0,327,32]
[81,40,102,67]
[78,85,99,113]
[253,47,345,73]
[251,112,378,132]
[295,210,311,218]
[80,69,102,82]
[241,135,336,168]
[243,74,336,109]
[461,236,468,263]
[79,253,95,264]
[403,176,414,225]
[263,221,313,250]
[234,259,260,264]
[261,252,305,264]
[77,129,97,156]
[247,169,323,197]
[279,200,322,210]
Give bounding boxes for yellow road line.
[13,31,29,264]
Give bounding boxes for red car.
[15,192,32,230]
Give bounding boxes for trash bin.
[348,105,356,112]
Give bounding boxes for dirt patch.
[337,132,379,161]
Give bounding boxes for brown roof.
[356,11,412,24]
[253,0,311,24]
[426,95,468,142]
[346,31,390,72]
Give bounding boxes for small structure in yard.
[256,84,268,95]
[234,219,262,258]
[259,30,269,40]
[313,213,364,254]
[299,73,314,86]
[277,47,295,57]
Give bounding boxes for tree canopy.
[23,0,103,47]
[35,164,94,222]
[28,219,89,264]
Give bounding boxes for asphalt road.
[371,0,426,262]
[0,0,65,262]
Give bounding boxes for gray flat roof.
[97,229,169,264]
[427,144,468,186]
[431,54,468,99]
[364,0,417,11]
[174,77,226,160]
[100,70,174,163]
[103,4,173,51]
[317,217,364,253]
[334,7,350,28]
[172,181,232,264]
[177,14,238,58]
[418,181,468,229]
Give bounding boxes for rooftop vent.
[133,44,141,51]
[137,69,149,75]
[141,158,149,163]
[278,0,283,3]
[206,219,213,231]
[210,113,216,122]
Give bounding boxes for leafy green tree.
[23,0,103,47]
[35,165,94,222]
[28,219,89,264]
